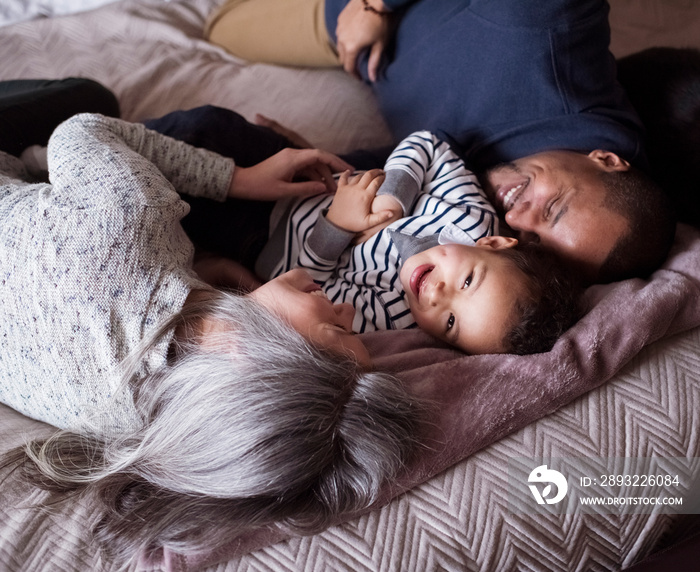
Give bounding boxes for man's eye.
[545,196,565,222]
[463,274,473,288]
[544,200,554,219]
[446,313,455,332]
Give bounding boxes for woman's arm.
[229,147,352,200]
[47,114,352,209]
[48,113,234,208]
[192,250,262,292]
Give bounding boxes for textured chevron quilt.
[1,1,700,571]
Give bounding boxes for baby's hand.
[326,169,396,233]
[353,193,403,244]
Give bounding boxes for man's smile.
[497,179,528,211]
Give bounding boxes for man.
[204,0,677,283]
[479,149,674,283]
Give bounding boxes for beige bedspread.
[1,1,699,571]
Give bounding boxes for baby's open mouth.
[409,264,434,300]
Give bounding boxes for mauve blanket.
[155,223,700,570]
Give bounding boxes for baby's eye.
[463,274,473,288]
[446,313,455,332]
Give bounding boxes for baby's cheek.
[412,309,439,336]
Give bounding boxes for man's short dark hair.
[597,167,676,283]
[500,243,583,355]
[617,47,700,228]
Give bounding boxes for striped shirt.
[268,131,498,332]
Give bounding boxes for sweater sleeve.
[296,208,356,282]
[375,131,441,213]
[47,113,234,209]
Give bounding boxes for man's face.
[481,150,630,280]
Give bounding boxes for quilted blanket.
[0,1,699,571]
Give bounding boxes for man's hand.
[353,192,403,244]
[326,169,396,233]
[336,0,391,81]
[229,147,353,200]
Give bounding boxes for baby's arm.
[352,130,467,243]
[296,169,393,281]
[325,170,394,232]
[393,131,492,211]
[379,131,476,206]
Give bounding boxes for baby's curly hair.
[500,243,583,355]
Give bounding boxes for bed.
[1,1,700,571]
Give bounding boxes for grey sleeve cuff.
[377,169,420,214]
[306,209,356,262]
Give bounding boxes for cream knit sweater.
[0,114,234,434]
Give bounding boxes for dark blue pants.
[144,106,290,268]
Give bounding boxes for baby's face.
[399,238,530,354]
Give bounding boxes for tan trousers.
[205,0,341,67]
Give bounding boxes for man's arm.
[335,0,418,80]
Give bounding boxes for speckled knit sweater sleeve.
[0,114,235,435]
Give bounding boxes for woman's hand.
[336,0,391,81]
[326,169,396,233]
[229,147,353,200]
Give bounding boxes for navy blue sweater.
[325,0,646,171]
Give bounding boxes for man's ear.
[475,235,519,250]
[588,149,631,172]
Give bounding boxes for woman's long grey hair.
[7,289,422,567]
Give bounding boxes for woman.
[0,80,422,566]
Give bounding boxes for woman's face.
[248,269,371,366]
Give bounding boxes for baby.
[256,131,580,355]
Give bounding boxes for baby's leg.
[205,0,339,67]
